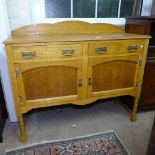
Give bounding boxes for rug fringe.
[113,130,131,155]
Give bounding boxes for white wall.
[6,0,32,30]
[6,0,127,30]
[0,0,17,122]
[6,0,154,31]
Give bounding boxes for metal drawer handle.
[62,49,74,56]
[96,47,107,54]
[128,45,140,52]
[21,51,36,58]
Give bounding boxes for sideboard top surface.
[3,33,151,44]
[3,21,151,44]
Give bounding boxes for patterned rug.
[6,130,130,155]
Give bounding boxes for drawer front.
[88,40,144,56]
[13,44,82,61]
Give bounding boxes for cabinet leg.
[131,98,138,122]
[18,114,27,143]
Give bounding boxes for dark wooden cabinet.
[0,78,7,142]
[147,117,155,155]
[123,16,155,109]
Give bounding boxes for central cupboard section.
[13,40,143,107]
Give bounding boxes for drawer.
[88,40,144,56]
[13,44,82,61]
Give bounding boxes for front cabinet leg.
[18,114,27,142]
[131,98,138,122]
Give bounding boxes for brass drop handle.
[128,45,142,52]
[78,79,82,87]
[21,51,36,58]
[62,49,74,56]
[88,78,92,86]
[96,47,107,54]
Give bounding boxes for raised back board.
[12,21,124,36]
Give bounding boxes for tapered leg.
[131,98,138,122]
[18,114,27,142]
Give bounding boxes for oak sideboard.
[4,21,150,142]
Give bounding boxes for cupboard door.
[15,59,83,106]
[88,55,140,98]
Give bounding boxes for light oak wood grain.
[4,21,150,142]
[88,40,144,56]
[13,44,83,62]
[11,21,124,36]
